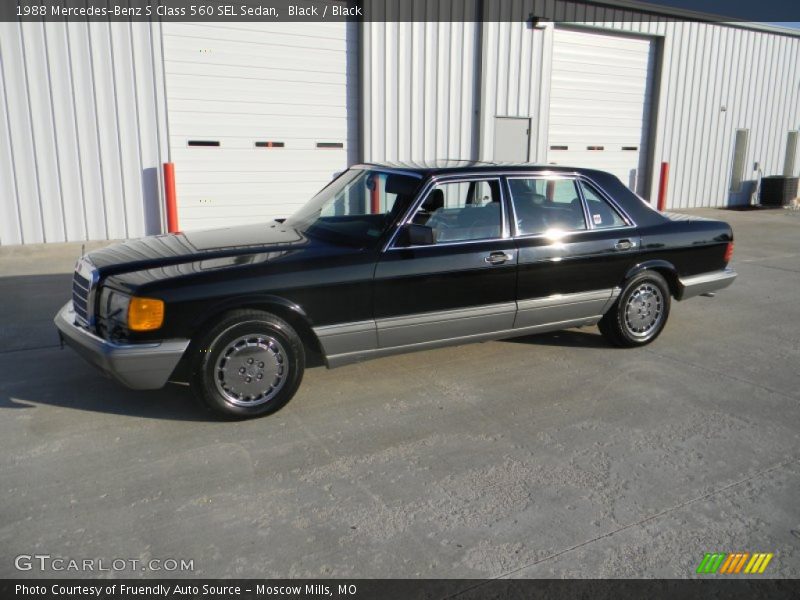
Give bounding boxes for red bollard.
[370,174,381,214]
[163,162,179,233]
[657,162,669,212]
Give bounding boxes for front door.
[374,176,518,349]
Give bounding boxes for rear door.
[507,174,641,328]
[374,176,518,348]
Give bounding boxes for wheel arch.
[171,295,325,382]
[623,260,680,298]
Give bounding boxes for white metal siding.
[548,27,656,195]
[478,1,800,208]
[361,1,481,163]
[479,6,551,164]
[364,0,800,209]
[162,20,358,231]
[0,21,168,246]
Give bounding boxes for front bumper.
[54,302,190,390]
[678,267,737,300]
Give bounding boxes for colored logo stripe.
[719,553,749,574]
[697,553,726,574]
[744,553,774,574]
[696,552,773,574]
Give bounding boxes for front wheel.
[190,310,305,419]
[599,271,671,347]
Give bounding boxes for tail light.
[724,241,734,263]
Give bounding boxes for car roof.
[354,159,604,178]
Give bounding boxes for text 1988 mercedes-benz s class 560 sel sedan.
[55,161,736,419]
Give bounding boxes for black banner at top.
[3,0,800,23]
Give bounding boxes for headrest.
[384,173,420,196]
[423,189,445,211]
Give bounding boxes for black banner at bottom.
[3,579,800,600]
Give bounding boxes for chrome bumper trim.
[54,302,189,390]
[678,268,737,300]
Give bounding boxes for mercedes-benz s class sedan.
[56,161,736,419]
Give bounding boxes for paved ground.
[1,208,798,579]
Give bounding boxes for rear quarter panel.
[637,216,734,278]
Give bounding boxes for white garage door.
[548,28,656,195]
[162,19,357,231]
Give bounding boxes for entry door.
[374,178,517,349]
[547,28,656,195]
[494,117,531,163]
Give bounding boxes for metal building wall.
[478,1,800,208]
[363,0,800,209]
[0,21,169,246]
[361,0,482,162]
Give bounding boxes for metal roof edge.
[580,0,800,37]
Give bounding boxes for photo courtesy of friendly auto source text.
[1,0,799,598]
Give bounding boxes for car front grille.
[72,258,97,327]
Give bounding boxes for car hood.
[86,222,314,276]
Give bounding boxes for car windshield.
[284,168,421,246]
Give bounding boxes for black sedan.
[55,161,736,419]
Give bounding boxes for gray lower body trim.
[321,291,619,368]
[515,289,618,328]
[54,302,189,390]
[679,268,737,300]
[314,320,377,358]
[326,316,602,368]
[377,302,517,348]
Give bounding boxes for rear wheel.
[599,271,671,347]
[190,310,305,419]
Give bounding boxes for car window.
[579,181,628,228]
[508,178,587,236]
[409,179,503,243]
[287,169,419,246]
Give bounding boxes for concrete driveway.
[1,209,798,579]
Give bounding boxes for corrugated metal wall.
[478,4,552,164]
[363,0,800,209]
[0,21,168,246]
[362,0,481,162]
[3,4,800,245]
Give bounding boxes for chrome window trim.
[577,178,636,229]
[504,173,637,240]
[505,172,636,240]
[384,174,511,252]
[350,164,425,179]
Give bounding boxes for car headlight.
[100,288,131,325]
[99,290,164,332]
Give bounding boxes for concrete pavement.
[0,208,798,578]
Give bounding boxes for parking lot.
[1,208,798,579]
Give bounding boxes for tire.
[189,310,305,419]
[599,271,671,348]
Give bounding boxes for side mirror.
[402,223,435,246]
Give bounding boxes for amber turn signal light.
[128,297,165,331]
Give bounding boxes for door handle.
[614,239,636,251]
[484,251,514,265]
